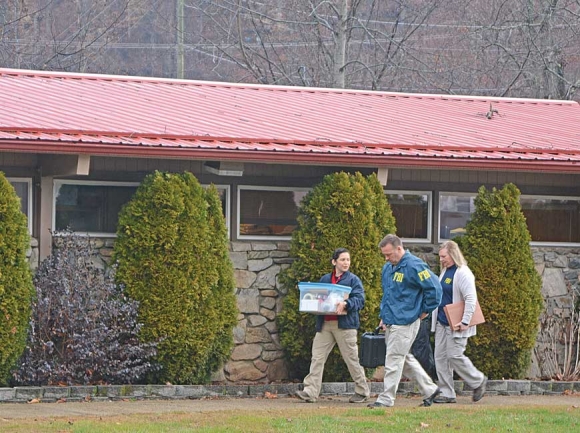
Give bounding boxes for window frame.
[7,177,33,234]
[52,180,140,237]
[437,191,477,243]
[385,190,432,243]
[237,185,310,240]
[521,194,580,247]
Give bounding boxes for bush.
[199,184,238,375]
[0,173,34,386]
[277,172,396,380]
[458,183,543,379]
[13,231,157,386]
[114,171,237,384]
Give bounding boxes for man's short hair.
[378,233,403,249]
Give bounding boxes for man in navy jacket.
[368,234,443,408]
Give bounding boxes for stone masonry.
[42,238,580,384]
[1,379,579,403]
[219,241,293,383]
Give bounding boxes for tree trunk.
[333,0,349,88]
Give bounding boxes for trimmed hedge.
[0,173,34,386]
[458,183,543,379]
[277,172,396,380]
[114,171,237,384]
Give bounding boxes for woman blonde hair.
[439,240,467,267]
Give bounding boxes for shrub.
[13,231,157,386]
[458,183,543,379]
[0,173,34,386]
[534,282,580,380]
[199,184,238,375]
[277,172,396,380]
[114,171,237,384]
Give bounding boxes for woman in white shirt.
[431,240,487,403]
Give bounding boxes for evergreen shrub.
[114,171,237,384]
[277,172,396,380]
[458,183,543,379]
[13,231,157,386]
[0,173,34,386]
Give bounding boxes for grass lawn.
[1,403,579,432]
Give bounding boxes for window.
[8,178,33,233]
[439,192,476,241]
[386,191,431,242]
[237,186,309,239]
[521,195,580,245]
[54,181,139,235]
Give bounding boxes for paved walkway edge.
[1,380,578,404]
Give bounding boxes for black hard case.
[359,327,386,369]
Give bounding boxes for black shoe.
[433,395,456,404]
[473,376,488,402]
[420,388,441,407]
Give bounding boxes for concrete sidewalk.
[1,393,579,420]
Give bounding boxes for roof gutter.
[1,139,579,173]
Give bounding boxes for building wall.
[85,239,579,383]
[4,153,580,382]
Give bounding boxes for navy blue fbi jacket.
[379,251,442,326]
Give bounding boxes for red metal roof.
[1,68,580,172]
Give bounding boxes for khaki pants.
[376,318,438,406]
[434,322,485,398]
[302,320,370,399]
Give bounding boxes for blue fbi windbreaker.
[379,251,442,325]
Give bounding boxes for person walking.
[431,240,487,403]
[295,248,370,404]
[368,234,442,408]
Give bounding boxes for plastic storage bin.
[298,282,352,315]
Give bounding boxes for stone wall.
[88,239,295,384]
[531,248,580,379]
[26,238,39,272]
[219,241,293,383]
[83,241,580,383]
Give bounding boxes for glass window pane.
[8,180,29,217]
[439,193,476,239]
[386,193,429,239]
[239,188,307,237]
[55,184,137,233]
[521,197,580,243]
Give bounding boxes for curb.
[1,380,578,404]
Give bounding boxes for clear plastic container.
[298,282,352,315]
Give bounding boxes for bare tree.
[0,0,176,75]
[175,0,444,89]
[174,0,580,99]
[426,0,580,99]
[2,1,579,100]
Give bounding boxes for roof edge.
[2,140,580,173]
[3,130,580,155]
[1,67,577,106]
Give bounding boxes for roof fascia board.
[2,142,579,173]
